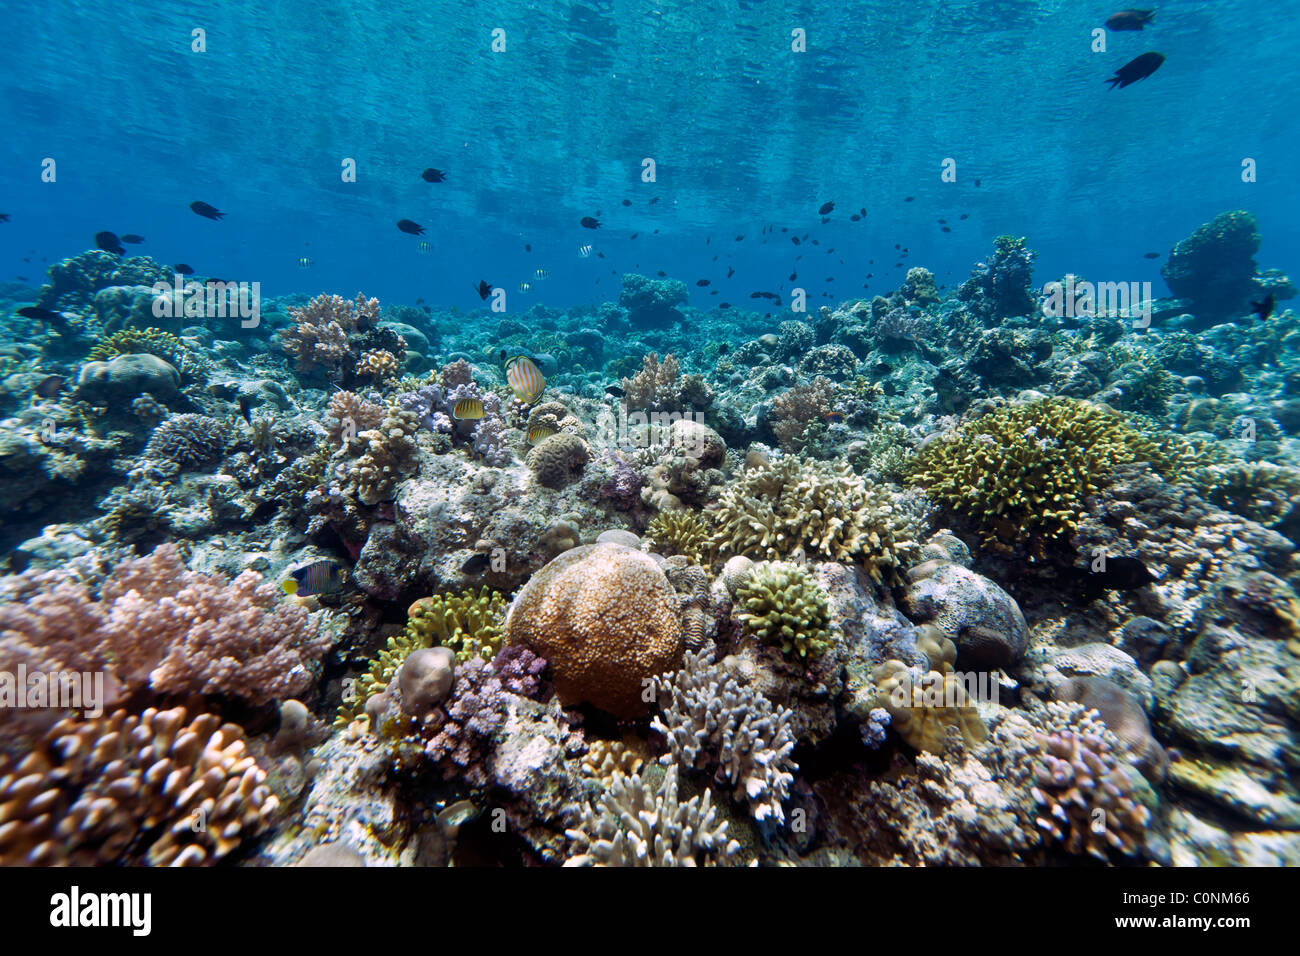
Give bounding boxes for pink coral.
[0,544,329,715]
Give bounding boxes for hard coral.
[645,509,709,563]
[910,397,1184,557]
[651,650,797,826]
[734,561,831,659]
[770,376,837,452]
[526,432,589,488]
[710,456,921,583]
[504,543,683,718]
[0,706,279,866]
[143,413,229,471]
[565,767,740,866]
[871,658,988,753]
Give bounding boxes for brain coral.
[504,543,683,718]
[526,432,590,488]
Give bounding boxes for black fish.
[904,196,915,202]
[190,200,225,219]
[657,270,666,277]
[850,214,860,222]
[1077,555,1155,599]
[476,280,492,300]
[397,219,425,235]
[580,216,601,229]
[174,263,195,275]
[792,236,801,245]
[238,396,253,424]
[1107,51,1165,88]
[461,552,490,574]
[735,235,744,241]
[1143,252,1160,259]
[960,213,969,220]
[421,167,447,182]
[120,234,145,244]
[820,218,830,225]
[17,306,69,331]
[789,272,797,281]
[941,226,952,233]
[727,266,735,278]
[604,384,625,396]
[649,197,658,204]
[718,343,730,355]
[818,201,834,215]
[938,219,947,224]
[621,199,631,206]
[720,302,730,309]
[975,179,982,187]
[1251,293,1275,321]
[34,375,66,398]
[0,213,8,222]
[95,231,125,255]
[631,232,639,239]
[696,279,710,286]
[859,208,866,216]
[1106,9,1155,31]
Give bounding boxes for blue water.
[1,0,1296,308]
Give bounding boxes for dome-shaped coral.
[504,543,683,718]
[526,432,590,488]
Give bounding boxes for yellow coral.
[871,659,987,753]
[646,510,709,563]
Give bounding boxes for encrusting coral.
[734,561,831,659]
[564,767,741,867]
[0,706,279,866]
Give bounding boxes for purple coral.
[598,452,645,510]
[492,645,548,699]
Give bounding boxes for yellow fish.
[527,425,556,444]
[505,355,545,404]
[452,398,485,420]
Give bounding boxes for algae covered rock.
[75,352,180,403]
[504,543,683,718]
[901,561,1027,669]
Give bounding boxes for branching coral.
[336,588,507,727]
[142,413,229,471]
[0,706,279,866]
[734,561,831,659]
[355,348,400,382]
[87,327,186,369]
[622,352,681,411]
[332,403,420,505]
[0,543,328,714]
[709,456,922,583]
[909,397,1194,557]
[564,767,741,866]
[650,650,797,826]
[280,292,382,377]
[770,376,838,453]
[645,509,709,563]
[1028,702,1152,861]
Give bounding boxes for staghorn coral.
[770,376,837,452]
[0,706,279,866]
[564,767,740,866]
[325,390,384,444]
[526,431,589,488]
[645,509,709,563]
[505,543,683,719]
[709,455,922,583]
[580,739,647,784]
[651,650,797,826]
[734,561,831,659]
[909,397,1193,558]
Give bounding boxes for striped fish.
[527,425,556,444]
[505,355,545,404]
[282,559,345,596]
[452,398,485,420]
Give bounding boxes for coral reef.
[734,561,831,659]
